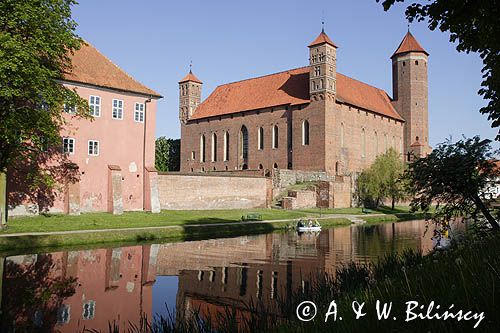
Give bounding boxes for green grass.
[0,216,351,254]
[362,212,431,224]
[1,209,316,234]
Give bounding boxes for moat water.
[0,219,462,332]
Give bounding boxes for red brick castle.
[178,29,431,174]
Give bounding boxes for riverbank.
[0,216,351,254]
[1,206,414,234]
[0,206,418,253]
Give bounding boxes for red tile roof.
[64,42,162,98]
[308,30,338,48]
[392,31,428,58]
[190,67,403,121]
[179,71,203,84]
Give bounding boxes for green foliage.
[155,137,180,171]
[378,0,500,139]
[0,0,90,210]
[405,136,500,230]
[357,148,406,209]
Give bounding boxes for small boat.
[296,218,322,232]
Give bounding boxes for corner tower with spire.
[391,30,431,159]
[308,28,338,102]
[179,68,202,123]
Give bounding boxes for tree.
[155,137,181,172]
[0,0,89,212]
[357,148,406,209]
[404,136,500,230]
[377,0,500,139]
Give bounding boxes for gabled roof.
[179,70,203,84]
[392,31,429,58]
[308,30,338,48]
[190,67,403,122]
[64,42,162,98]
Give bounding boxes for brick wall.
[157,173,271,210]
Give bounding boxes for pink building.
[10,42,162,215]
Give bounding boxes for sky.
[72,0,497,148]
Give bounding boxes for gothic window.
[258,127,264,150]
[239,126,249,162]
[258,164,263,170]
[273,163,278,169]
[211,133,217,162]
[340,123,345,148]
[200,135,206,162]
[361,128,366,158]
[415,60,419,65]
[302,120,310,145]
[314,66,320,76]
[272,125,279,149]
[223,131,229,161]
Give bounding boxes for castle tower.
[308,28,337,101]
[178,69,202,123]
[391,31,430,159]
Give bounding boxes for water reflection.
[0,220,443,332]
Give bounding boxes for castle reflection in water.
[0,220,435,332]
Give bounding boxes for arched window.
[258,127,264,150]
[239,126,249,165]
[302,120,310,145]
[361,128,366,158]
[374,131,378,155]
[272,125,279,149]
[273,163,278,169]
[223,131,229,161]
[211,133,217,162]
[258,164,263,170]
[200,135,206,162]
[340,123,345,148]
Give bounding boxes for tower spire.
[189,60,192,74]
[321,10,325,33]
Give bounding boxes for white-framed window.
[302,120,310,146]
[134,102,144,122]
[223,131,229,161]
[112,99,123,119]
[272,125,279,149]
[57,304,71,324]
[211,133,217,162]
[88,140,99,156]
[63,103,76,114]
[258,127,264,150]
[200,135,206,162]
[89,96,101,117]
[63,138,75,154]
[82,300,95,320]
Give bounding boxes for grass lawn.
[0,216,351,254]
[1,209,308,234]
[0,206,420,235]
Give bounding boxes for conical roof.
[392,31,428,58]
[308,29,338,48]
[179,70,202,84]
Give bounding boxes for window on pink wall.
[112,99,123,119]
[89,95,101,117]
[134,102,144,122]
[88,140,99,156]
[63,138,75,154]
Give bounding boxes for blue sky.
[72,0,497,148]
